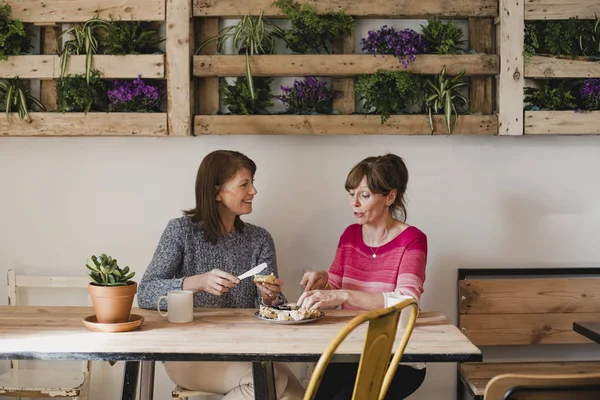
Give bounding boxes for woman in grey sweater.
[138,150,304,400]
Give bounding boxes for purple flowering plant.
[275,76,336,114]
[107,75,162,112]
[361,25,428,68]
[580,79,600,110]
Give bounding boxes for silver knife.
[237,262,267,280]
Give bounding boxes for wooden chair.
[303,298,419,400]
[484,372,600,400]
[0,269,92,399]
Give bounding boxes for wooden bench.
[457,268,600,399]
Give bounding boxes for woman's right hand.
[183,269,240,296]
[300,270,329,292]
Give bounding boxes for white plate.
[254,311,324,325]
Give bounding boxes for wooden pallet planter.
[524,111,600,135]
[1,0,192,136]
[193,54,499,77]
[0,113,167,136]
[525,56,600,79]
[193,0,499,135]
[0,55,165,80]
[194,115,498,135]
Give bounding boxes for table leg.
[121,361,139,400]
[139,361,156,400]
[252,361,276,400]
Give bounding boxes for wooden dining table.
[0,306,481,400]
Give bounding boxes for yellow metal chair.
[304,298,419,400]
[0,269,91,399]
[484,372,600,400]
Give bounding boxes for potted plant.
[86,253,136,324]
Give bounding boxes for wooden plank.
[459,313,600,345]
[0,307,481,361]
[0,113,167,136]
[196,18,220,116]
[459,278,600,315]
[193,0,499,18]
[460,362,600,380]
[40,26,60,112]
[0,55,165,79]
[6,0,165,23]
[525,111,600,135]
[332,32,355,115]
[469,18,494,114]
[498,0,524,135]
[193,54,500,77]
[195,115,498,135]
[166,0,192,136]
[525,56,600,78]
[525,0,600,20]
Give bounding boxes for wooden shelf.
[0,55,165,79]
[193,0,498,18]
[524,111,600,135]
[7,0,165,23]
[525,0,600,20]
[194,114,498,135]
[524,56,600,79]
[1,113,168,136]
[193,54,499,77]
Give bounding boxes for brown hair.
[184,150,257,244]
[344,154,409,222]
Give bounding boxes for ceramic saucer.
[82,314,144,332]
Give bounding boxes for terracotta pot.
[88,282,137,324]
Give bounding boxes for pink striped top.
[328,224,428,310]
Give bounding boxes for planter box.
[8,0,165,23]
[525,0,600,20]
[1,113,168,136]
[194,114,498,135]
[0,55,165,80]
[193,54,498,77]
[524,111,600,135]
[193,0,498,18]
[525,56,600,79]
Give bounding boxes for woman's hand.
[256,278,284,305]
[297,290,349,310]
[182,269,240,296]
[299,270,329,291]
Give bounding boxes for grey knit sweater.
[137,216,281,310]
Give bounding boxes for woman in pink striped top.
[297,153,427,400]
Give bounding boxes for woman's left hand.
[297,290,349,310]
[256,278,284,305]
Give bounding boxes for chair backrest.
[304,298,419,400]
[484,372,600,400]
[458,268,600,346]
[7,269,91,372]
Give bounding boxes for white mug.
[386,294,419,328]
[157,290,194,323]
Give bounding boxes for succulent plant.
[86,253,135,286]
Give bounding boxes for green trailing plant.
[524,22,543,62]
[103,19,164,55]
[355,70,421,124]
[196,12,283,102]
[420,17,464,55]
[59,16,110,83]
[86,253,135,286]
[273,0,354,54]
[542,18,594,57]
[221,76,273,115]
[524,80,577,111]
[0,77,45,122]
[0,1,32,60]
[423,66,469,134]
[579,14,600,57]
[57,70,107,113]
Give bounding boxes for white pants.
[164,361,305,400]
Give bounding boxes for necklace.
[366,227,390,258]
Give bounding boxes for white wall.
[2,134,600,399]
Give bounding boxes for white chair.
[0,269,92,399]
